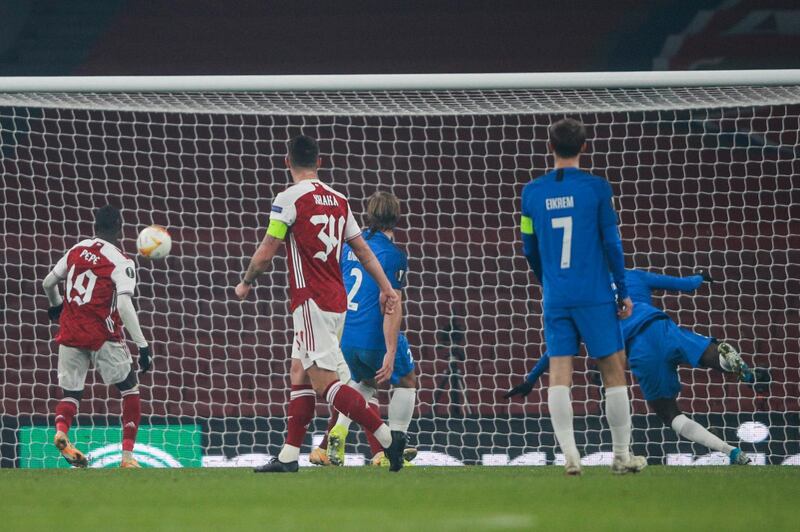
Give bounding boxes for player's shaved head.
[366,191,401,233]
[549,118,587,158]
[288,135,320,169]
[94,204,122,235]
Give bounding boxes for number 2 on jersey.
[551,216,573,269]
[346,269,363,311]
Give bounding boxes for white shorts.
[291,299,349,379]
[58,341,133,391]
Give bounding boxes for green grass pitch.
[1,466,796,531]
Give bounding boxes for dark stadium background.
[1,0,799,76]
[1,0,799,466]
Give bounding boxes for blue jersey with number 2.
[340,231,408,351]
[521,167,626,308]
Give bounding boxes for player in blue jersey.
[309,192,418,467]
[506,268,770,465]
[520,118,645,475]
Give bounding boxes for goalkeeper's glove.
[504,380,534,399]
[47,303,63,322]
[138,345,152,374]
[695,269,717,283]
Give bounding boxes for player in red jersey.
[235,135,406,472]
[42,205,152,468]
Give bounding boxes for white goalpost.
[1,70,798,468]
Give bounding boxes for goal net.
[1,73,798,468]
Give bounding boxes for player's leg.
[364,398,391,465]
[578,303,646,474]
[544,307,582,474]
[696,339,767,386]
[285,360,316,464]
[549,356,581,474]
[371,369,419,467]
[352,336,419,467]
[388,337,417,437]
[381,337,418,465]
[255,359,312,473]
[326,349,376,465]
[95,341,141,468]
[638,323,753,465]
[595,351,646,474]
[115,370,141,468]
[54,345,90,467]
[256,303,318,473]
[302,300,406,471]
[649,398,750,465]
[306,364,406,470]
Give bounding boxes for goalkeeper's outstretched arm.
[639,269,708,293]
[504,351,551,399]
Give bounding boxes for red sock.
[366,400,383,457]
[324,381,383,434]
[121,392,141,452]
[319,411,338,450]
[286,385,316,447]
[55,399,78,434]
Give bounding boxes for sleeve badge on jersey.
[396,269,406,284]
[126,267,135,279]
[271,205,283,214]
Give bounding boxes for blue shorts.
[627,318,713,401]
[341,334,415,385]
[544,302,624,359]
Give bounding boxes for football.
[136,224,172,259]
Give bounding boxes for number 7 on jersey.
[551,216,572,269]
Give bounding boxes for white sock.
[278,444,300,463]
[335,382,375,430]
[671,414,734,454]
[388,388,416,432]
[373,424,392,448]
[605,386,632,461]
[122,450,133,461]
[548,385,580,464]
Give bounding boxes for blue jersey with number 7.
[520,167,627,309]
[340,231,408,351]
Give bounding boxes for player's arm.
[520,218,542,283]
[504,351,551,399]
[376,253,408,383]
[42,255,68,321]
[375,290,402,384]
[597,183,632,318]
[639,269,705,293]
[112,260,152,373]
[117,294,152,373]
[520,186,543,283]
[235,230,284,300]
[235,194,294,300]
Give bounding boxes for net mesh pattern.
[1,86,798,467]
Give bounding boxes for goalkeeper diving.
[506,268,770,464]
